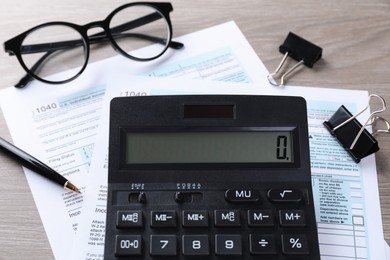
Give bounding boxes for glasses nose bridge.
[84,20,109,36]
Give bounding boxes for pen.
[0,136,81,193]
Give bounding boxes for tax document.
[0,21,269,259]
[274,86,385,260]
[72,80,385,259]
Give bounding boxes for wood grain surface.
[0,0,389,259]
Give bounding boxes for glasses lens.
[20,24,87,83]
[109,5,171,60]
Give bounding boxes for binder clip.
[267,32,322,87]
[323,94,389,163]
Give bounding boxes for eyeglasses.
[4,2,184,88]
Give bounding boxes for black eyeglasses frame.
[4,2,184,88]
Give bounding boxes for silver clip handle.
[267,52,304,87]
[336,94,387,150]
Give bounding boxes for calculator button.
[151,211,177,227]
[279,210,306,226]
[182,210,209,227]
[174,191,202,203]
[116,210,143,228]
[182,235,210,256]
[214,210,240,227]
[174,191,193,203]
[150,235,177,256]
[249,234,276,255]
[267,188,303,202]
[248,210,274,226]
[281,234,309,255]
[215,234,242,256]
[128,192,146,203]
[115,235,142,256]
[225,189,260,202]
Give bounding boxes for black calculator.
[104,95,320,260]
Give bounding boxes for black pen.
[0,136,81,193]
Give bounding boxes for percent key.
[281,234,309,255]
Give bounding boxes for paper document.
[0,82,106,257]
[71,79,385,259]
[0,21,268,259]
[273,86,385,260]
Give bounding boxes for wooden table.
[0,0,389,258]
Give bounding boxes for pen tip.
[64,180,81,193]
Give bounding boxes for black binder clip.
[267,32,322,87]
[323,94,389,163]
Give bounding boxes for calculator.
[104,95,320,260]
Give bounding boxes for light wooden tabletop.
[0,0,389,259]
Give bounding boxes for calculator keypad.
[110,188,316,259]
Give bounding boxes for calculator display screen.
[125,131,293,164]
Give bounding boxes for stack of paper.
[0,21,386,260]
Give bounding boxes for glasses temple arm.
[110,12,162,35]
[14,51,55,88]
